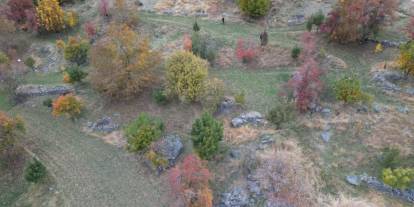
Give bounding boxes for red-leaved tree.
[99,0,110,17]
[321,0,398,43]
[84,21,97,39]
[286,32,323,112]
[183,34,192,51]
[168,154,213,207]
[6,0,37,30]
[235,38,257,64]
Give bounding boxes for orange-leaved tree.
[52,94,84,119]
[90,23,160,99]
[168,154,213,207]
[0,111,24,154]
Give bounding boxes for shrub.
[25,159,47,183]
[64,66,87,83]
[36,0,65,32]
[63,37,89,65]
[52,94,83,119]
[267,99,296,129]
[125,113,164,152]
[90,24,160,99]
[379,147,402,170]
[193,21,200,32]
[235,38,257,63]
[382,168,414,190]
[191,113,223,160]
[84,21,97,39]
[321,0,398,43]
[165,51,208,102]
[201,78,225,113]
[291,46,301,59]
[306,11,325,32]
[0,112,24,154]
[152,88,168,105]
[396,41,414,76]
[237,0,271,18]
[113,0,139,27]
[64,11,78,29]
[191,32,217,63]
[168,154,213,207]
[235,91,245,105]
[183,34,192,51]
[24,57,35,68]
[43,98,53,108]
[334,75,371,104]
[0,52,10,64]
[145,150,168,168]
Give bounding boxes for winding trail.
[15,106,169,207]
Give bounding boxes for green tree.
[25,159,47,183]
[165,51,208,102]
[191,113,223,160]
[63,37,89,65]
[125,113,164,152]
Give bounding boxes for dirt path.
[14,106,169,207]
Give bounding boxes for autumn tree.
[183,34,192,51]
[396,41,414,77]
[286,32,323,112]
[90,23,160,99]
[99,0,110,17]
[112,0,139,27]
[52,94,84,119]
[36,0,65,32]
[235,38,258,63]
[165,51,208,102]
[6,0,37,30]
[84,21,97,40]
[0,112,24,155]
[62,36,89,65]
[168,154,213,207]
[321,0,398,43]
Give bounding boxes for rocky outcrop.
[231,111,266,128]
[87,116,119,133]
[153,134,184,168]
[220,187,249,207]
[15,84,74,97]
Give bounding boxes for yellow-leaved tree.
[36,0,65,32]
[397,41,414,76]
[90,23,160,99]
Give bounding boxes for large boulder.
[15,84,74,97]
[231,111,266,128]
[87,116,119,133]
[153,134,184,168]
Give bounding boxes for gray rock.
[397,106,409,114]
[287,15,305,26]
[372,103,382,113]
[230,149,241,159]
[406,88,414,96]
[321,108,331,118]
[321,131,331,143]
[16,84,74,97]
[217,96,236,115]
[221,187,249,207]
[247,179,261,197]
[346,175,361,186]
[231,111,265,128]
[372,71,403,92]
[153,134,183,167]
[89,116,119,133]
[356,105,369,113]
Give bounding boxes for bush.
[267,99,296,129]
[193,21,200,32]
[382,168,414,190]
[237,0,271,18]
[24,57,35,68]
[191,32,217,63]
[152,88,168,105]
[90,24,160,99]
[43,98,53,108]
[168,154,212,207]
[165,51,208,102]
[291,46,301,59]
[84,21,97,39]
[64,66,87,83]
[235,91,245,105]
[0,52,9,64]
[306,11,325,32]
[64,11,78,29]
[25,159,47,183]
[63,37,89,65]
[125,113,164,152]
[191,113,223,160]
[202,78,225,113]
[396,41,414,76]
[52,94,84,119]
[36,0,65,32]
[112,0,139,27]
[145,150,168,168]
[334,75,371,104]
[379,147,402,170]
[6,0,37,30]
[235,38,257,64]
